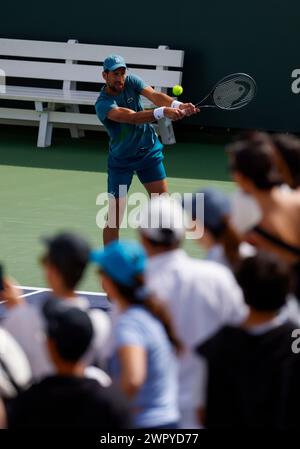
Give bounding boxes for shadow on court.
[0,125,231,181]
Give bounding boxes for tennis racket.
[195,73,257,110]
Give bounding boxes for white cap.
[139,195,186,244]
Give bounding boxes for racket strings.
[213,76,256,109]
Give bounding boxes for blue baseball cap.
[103,55,127,72]
[90,240,147,287]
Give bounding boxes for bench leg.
[35,102,53,148]
[65,105,85,138]
[38,112,53,148]
[158,117,176,145]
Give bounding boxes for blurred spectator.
[232,131,300,190]
[272,133,300,190]
[138,195,248,428]
[91,240,181,429]
[0,327,32,399]
[5,300,129,429]
[227,138,300,296]
[184,187,255,270]
[0,233,111,380]
[227,138,300,261]
[196,251,296,429]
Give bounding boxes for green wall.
[1,0,300,131]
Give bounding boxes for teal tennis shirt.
[95,74,162,159]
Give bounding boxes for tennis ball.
[172,85,183,96]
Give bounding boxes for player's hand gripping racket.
[195,73,257,110]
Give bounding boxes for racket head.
[196,73,257,110]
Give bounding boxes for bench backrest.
[0,39,184,89]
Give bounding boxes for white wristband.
[153,106,166,121]
[171,100,183,109]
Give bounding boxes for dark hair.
[227,139,283,190]
[43,299,94,362]
[272,134,300,188]
[232,130,271,144]
[235,251,291,311]
[143,235,180,251]
[112,276,183,353]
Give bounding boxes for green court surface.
[0,125,234,292]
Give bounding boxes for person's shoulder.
[95,87,112,106]
[87,381,131,426]
[187,256,236,281]
[118,306,148,327]
[272,320,299,341]
[4,301,43,330]
[196,325,245,359]
[126,73,140,84]
[116,308,150,340]
[96,85,108,100]
[199,258,232,274]
[6,382,42,428]
[209,325,245,343]
[11,377,47,405]
[126,73,147,91]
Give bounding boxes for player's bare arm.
[141,86,199,116]
[107,106,186,124]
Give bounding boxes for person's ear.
[102,71,108,82]
[46,263,63,287]
[233,171,253,193]
[101,273,118,299]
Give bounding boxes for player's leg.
[143,178,168,196]
[103,195,127,245]
[103,161,133,245]
[137,158,168,197]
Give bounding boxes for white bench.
[0,38,184,147]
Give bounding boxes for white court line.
[0,286,107,306]
[0,286,107,307]
[19,285,107,297]
[22,290,45,298]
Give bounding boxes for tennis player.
[95,54,199,244]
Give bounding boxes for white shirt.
[2,296,111,381]
[206,242,257,269]
[0,327,32,398]
[146,249,248,412]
